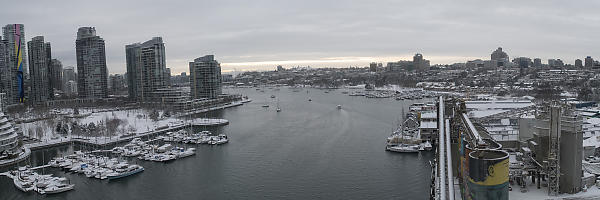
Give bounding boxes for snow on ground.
[510,183,600,200]
[465,99,533,118]
[469,110,509,118]
[584,136,600,148]
[19,108,184,141]
[466,101,534,110]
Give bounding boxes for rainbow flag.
[14,24,24,103]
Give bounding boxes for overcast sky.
[2,0,599,74]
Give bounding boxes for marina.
[0,88,433,199]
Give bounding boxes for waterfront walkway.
[23,118,228,151]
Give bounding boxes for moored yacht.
[386,144,420,153]
[107,164,144,180]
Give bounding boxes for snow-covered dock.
[190,118,229,126]
[176,101,244,117]
[0,148,31,167]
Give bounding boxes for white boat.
[276,98,281,112]
[421,141,433,151]
[69,162,84,172]
[112,147,125,154]
[386,144,420,153]
[177,148,196,158]
[41,182,75,194]
[199,136,212,144]
[59,160,72,169]
[13,168,35,192]
[107,165,144,180]
[156,144,173,153]
[13,166,74,194]
[84,167,96,178]
[122,149,141,157]
[95,168,113,180]
[209,134,229,145]
[337,105,342,109]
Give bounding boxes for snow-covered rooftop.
[420,121,437,129]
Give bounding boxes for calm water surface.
[0,88,433,200]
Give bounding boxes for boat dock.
[29,165,51,170]
[0,148,31,167]
[190,118,229,126]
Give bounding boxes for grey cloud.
[1,0,599,73]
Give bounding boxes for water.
[1,88,433,200]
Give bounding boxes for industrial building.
[530,104,584,194]
[431,99,588,200]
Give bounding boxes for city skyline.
[1,1,600,74]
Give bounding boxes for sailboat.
[262,98,269,107]
[386,107,421,153]
[276,98,281,112]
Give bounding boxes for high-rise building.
[126,37,168,101]
[490,47,510,67]
[125,43,141,100]
[369,62,377,72]
[189,55,222,99]
[533,58,542,67]
[386,60,412,71]
[27,36,52,103]
[62,66,76,83]
[1,24,27,104]
[0,37,9,104]
[585,56,594,68]
[575,59,583,68]
[76,27,108,99]
[512,57,531,68]
[165,67,172,87]
[491,47,509,60]
[548,59,564,68]
[109,74,125,95]
[49,59,63,91]
[65,80,77,95]
[413,53,430,70]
